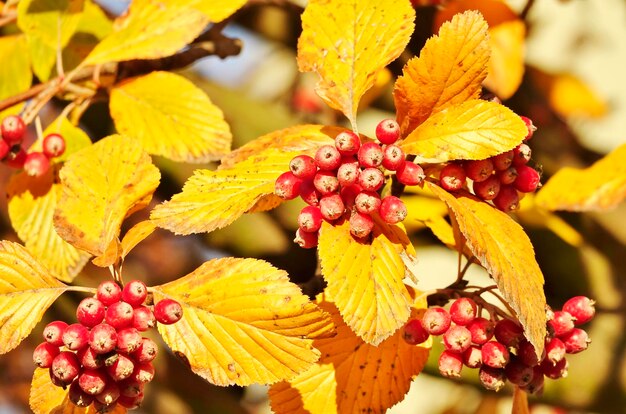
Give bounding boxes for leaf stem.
[65,285,97,295]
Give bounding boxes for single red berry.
[116,328,143,353]
[421,307,451,336]
[89,323,118,354]
[275,171,302,200]
[313,170,340,195]
[540,357,568,379]
[5,148,26,169]
[396,161,425,186]
[438,350,464,379]
[315,145,342,170]
[289,155,317,180]
[48,366,67,388]
[402,319,430,345]
[560,328,590,354]
[106,353,135,381]
[292,87,322,113]
[357,167,384,191]
[481,341,510,369]
[132,306,156,332]
[382,145,405,171]
[0,139,9,160]
[514,165,540,193]
[443,325,472,353]
[299,180,321,206]
[42,133,66,158]
[51,351,81,383]
[439,163,466,191]
[62,323,90,351]
[76,297,106,328]
[335,131,361,155]
[355,191,381,215]
[23,152,50,177]
[545,337,567,364]
[465,159,494,183]
[472,175,501,201]
[449,298,478,326]
[96,381,121,405]
[513,143,532,166]
[520,116,536,140]
[119,379,144,398]
[298,206,323,233]
[494,318,524,348]
[505,358,534,387]
[69,380,94,407]
[106,301,134,329]
[548,311,575,337]
[467,317,494,345]
[43,320,68,347]
[497,166,518,185]
[122,280,148,308]
[521,366,545,395]
[97,281,122,306]
[492,151,514,171]
[77,346,104,370]
[131,362,155,383]
[562,296,596,325]
[340,184,362,209]
[78,368,108,395]
[118,393,144,410]
[337,162,360,187]
[349,211,374,239]
[33,342,60,368]
[379,196,407,224]
[154,298,184,325]
[463,345,483,368]
[357,142,384,168]
[131,337,158,364]
[319,194,345,221]
[375,119,401,145]
[294,228,318,249]
[479,366,506,391]
[518,340,541,367]
[493,185,519,212]
[1,115,26,145]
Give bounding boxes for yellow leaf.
[394,11,489,134]
[162,0,246,23]
[318,217,414,345]
[151,125,337,235]
[400,99,527,163]
[83,0,207,65]
[0,241,68,354]
[483,19,526,100]
[269,298,430,414]
[512,386,530,414]
[403,194,455,246]
[0,35,32,100]
[548,73,608,118]
[8,171,91,283]
[428,183,546,356]
[298,0,415,129]
[54,135,161,266]
[535,144,626,211]
[30,116,92,163]
[517,194,584,247]
[152,257,335,386]
[120,220,157,260]
[110,71,231,162]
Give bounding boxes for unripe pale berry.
[493,185,519,212]
[89,323,118,354]
[42,133,66,158]
[505,358,534,387]
[541,357,568,379]
[63,323,90,351]
[33,342,60,368]
[51,351,81,383]
[358,167,384,191]
[438,350,463,379]
[382,145,405,171]
[472,175,501,201]
[379,196,407,224]
[513,143,531,166]
[275,171,302,200]
[481,341,510,369]
[116,328,143,353]
[349,211,374,239]
[563,296,595,325]
[375,119,400,145]
[319,194,345,221]
[514,165,540,193]
[97,281,122,306]
[294,228,318,249]
[464,159,494,183]
[106,301,134,329]
[467,317,494,345]
[289,155,317,180]
[313,170,340,195]
[439,163,466,191]
[315,145,342,170]
[421,307,451,336]
[79,369,108,395]
[0,139,9,160]
[443,325,472,353]
[560,328,590,354]
[107,353,135,381]
[520,116,536,140]
[69,380,94,407]
[402,319,430,345]
[497,166,518,185]
[132,337,158,364]
[337,162,360,187]
[1,115,26,145]
[494,318,524,348]
[479,366,506,391]
[44,320,68,347]
[463,345,483,368]
[24,152,50,177]
[548,311,575,337]
[298,206,323,233]
[133,306,156,331]
[396,161,425,186]
[300,180,321,206]
[122,280,148,308]
[76,297,106,328]
[354,191,381,215]
[357,142,383,168]
[335,131,361,155]
[492,151,514,171]
[154,298,183,325]
[449,297,478,326]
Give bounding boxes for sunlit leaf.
[54,135,160,266]
[318,217,414,345]
[298,0,415,129]
[0,35,32,100]
[269,298,430,414]
[0,241,69,355]
[121,220,157,260]
[517,194,584,247]
[152,257,335,386]
[512,386,530,414]
[162,0,246,23]
[400,99,527,163]
[428,183,546,356]
[483,19,525,100]
[110,71,231,162]
[535,144,626,211]
[83,0,207,65]
[403,194,455,246]
[394,11,489,134]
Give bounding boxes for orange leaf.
[535,143,626,211]
[318,217,414,345]
[298,0,415,129]
[269,298,430,414]
[152,257,335,386]
[434,0,518,29]
[428,183,546,357]
[483,19,526,100]
[394,11,489,134]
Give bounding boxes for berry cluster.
[438,116,539,212]
[403,295,594,394]
[32,280,183,412]
[0,114,66,177]
[275,119,424,247]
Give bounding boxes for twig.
[520,0,536,20]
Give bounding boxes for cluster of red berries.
[403,295,594,394]
[275,119,425,247]
[438,116,540,212]
[32,280,183,412]
[0,114,66,177]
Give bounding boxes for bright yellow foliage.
[120,220,157,260]
[162,0,247,23]
[484,19,526,100]
[0,35,32,100]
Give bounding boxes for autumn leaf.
[83,0,207,65]
[401,99,527,163]
[483,19,526,100]
[110,71,231,162]
[0,35,32,100]
[54,134,160,266]
[298,0,415,129]
[162,0,246,23]
[535,144,626,212]
[152,257,335,386]
[318,217,414,345]
[0,241,69,355]
[428,183,546,356]
[269,298,430,414]
[394,11,489,134]
[120,220,157,260]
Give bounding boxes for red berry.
[313,170,340,195]
[79,369,108,395]
[51,351,81,383]
[0,139,9,160]
[97,281,122,306]
[548,311,575,337]
[357,167,384,191]
[379,196,407,224]
[545,337,567,363]
[122,280,148,307]
[42,133,66,158]
[518,340,541,367]
[76,297,106,328]
[43,321,68,347]
[335,131,361,155]
[118,393,144,409]
[463,345,483,368]
[465,159,494,183]
[396,161,424,186]
[505,358,534,387]
[349,211,374,239]
[438,350,463,379]
[116,328,143,353]
[300,180,321,206]
[78,346,104,370]
[375,119,400,145]
[340,184,362,209]
[131,337,158,364]
[541,357,568,379]
[275,171,302,200]
[355,191,381,214]
[521,366,545,395]
[560,328,590,354]
[63,323,90,351]
[439,163,466,191]
[514,165,540,193]
[421,307,451,336]
[315,145,342,170]
[513,143,531,166]
[106,301,134,329]
[479,366,506,391]
[289,155,317,180]
[96,381,121,405]
[449,298,477,326]
[119,379,144,398]
[5,148,26,169]
[23,152,50,177]
[382,145,405,171]
[131,362,155,383]
[132,306,156,331]
[492,151,514,171]
[33,342,60,368]
[294,228,318,249]
[48,366,67,388]
[443,325,472,353]
[107,353,135,381]
[402,319,430,345]
[493,185,519,212]
[1,115,26,145]
[520,116,536,140]
[494,318,524,348]
[472,175,501,201]
[319,194,345,221]
[481,341,510,369]
[357,142,383,168]
[298,206,323,233]
[69,380,94,407]
[337,162,360,187]
[89,323,118,354]
[154,298,183,325]
[563,296,595,325]
[497,166,518,185]
[467,317,495,345]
